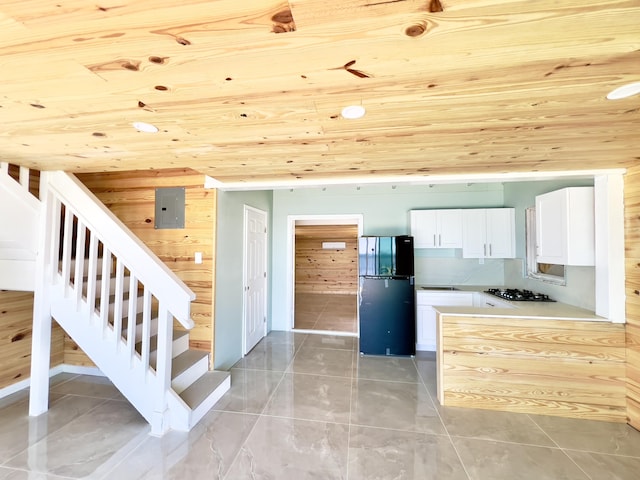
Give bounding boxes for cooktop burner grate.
[484,288,555,302]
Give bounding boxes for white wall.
[214,189,272,370]
[271,183,506,331]
[0,175,39,291]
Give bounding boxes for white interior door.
[244,206,267,354]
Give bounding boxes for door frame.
[286,214,363,334]
[242,205,268,355]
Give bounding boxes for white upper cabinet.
[535,187,595,266]
[410,210,463,248]
[462,208,516,258]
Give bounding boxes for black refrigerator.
[358,235,416,356]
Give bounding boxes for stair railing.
[30,171,195,435]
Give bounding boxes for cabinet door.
[462,210,487,258]
[415,292,473,351]
[535,189,566,264]
[416,305,437,351]
[437,210,463,248]
[410,210,438,248]
[486,208,515,258]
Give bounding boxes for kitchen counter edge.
[416,285,607,322]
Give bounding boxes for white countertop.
[416,285,607,321]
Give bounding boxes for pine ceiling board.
[0,1,290,75]
[289,0,428,29]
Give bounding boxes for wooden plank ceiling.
[1,0,638,188]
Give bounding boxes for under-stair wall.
[0,164,65,392]
[0,163,40,291]
[76,169,217,361]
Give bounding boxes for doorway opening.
[287,215,363,335]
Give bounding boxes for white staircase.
[1,164,229,435]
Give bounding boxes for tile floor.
[294,293,357,333]
[2,332,640,479]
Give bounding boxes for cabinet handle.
[489,244,492,256]
[433,234,436,246]
[439,234,441,246]
[483,244,486,256]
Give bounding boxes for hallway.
[294,292,357,333]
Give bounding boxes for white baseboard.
[0,364,105,400]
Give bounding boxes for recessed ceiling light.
[341,105,366,119]
[132,121,159,133]
[606,82,640,100]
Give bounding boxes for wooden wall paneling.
[438,314,627,422]
[75,169,215,364]
[294,224,358,295]
[0,291,64,390]
[625,165,640,430]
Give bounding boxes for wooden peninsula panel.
[625,165,640,430]
[75,169,216,363]
[0,291,64,389]
[437,314,627,422]
[295,224,358,295]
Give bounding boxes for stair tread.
[137,329,189,352]
[179,371,230,410]
[172,349,209,379]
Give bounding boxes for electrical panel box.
[155,187,185,229]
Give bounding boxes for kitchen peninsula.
[434,298,626,423]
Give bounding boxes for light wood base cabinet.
[437,314,626,422]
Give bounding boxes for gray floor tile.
[565,450,640,480]
[531,415,640,456]
[212,368,284,414]
[453,437,590,480]
[6,399,148,478]
[224,416,349,480]
[351,378,445,435]
[0,467,59,480]
[49,374,124,400]
[441,406,556,446]
[348,426,468,480]
[263,373,352,423]
[288,346,355,377]
[354,355,420,383]
[301,333,357,351]
[232,342,296,371]
[0,393,107,463]
[102,410,258,480]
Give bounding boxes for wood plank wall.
[625,166,640,429]
[295,224,358,295]
[0,291,64,389]
[75,169,216,364]
[437,315,627,422]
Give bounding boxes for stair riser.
[94,275,132,293]
[148,332,190,365]
[107,295,144,318]
[172,355,209,394]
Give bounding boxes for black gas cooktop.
[484,288,555,302]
